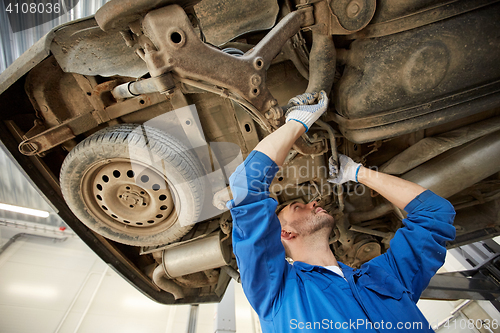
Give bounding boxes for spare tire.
[60,124,205,246]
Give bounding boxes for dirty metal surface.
[95,0,202,32]
[19,94,166,155]
[194,0,279,46]
[328,0,376,34]
[141,5,312,113]
[25,57,95,128]
[304,0,336,94]
[335,3,500,143]
[50,18,148,78]
[380,116,500,175]
[4,121,62,196]
[0,31,54,95]
[350,0,500,39]
[332,80,500,143]
[369,0,442,23]
[270,154,328,193]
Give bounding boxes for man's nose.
[306,201,317,209]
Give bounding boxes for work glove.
[284,91,328,132]
[328,154,362,184]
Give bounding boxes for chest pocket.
[358,268,409,300]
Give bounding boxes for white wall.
[0,228,256,333]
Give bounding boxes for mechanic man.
[227,92,456,332]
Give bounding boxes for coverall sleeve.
[227,151,288,319]
[370,190,456,301]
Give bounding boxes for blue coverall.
[228,151,456,332]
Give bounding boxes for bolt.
[162,88,175,96]
[251,74,262,86]
[347,1,361,18]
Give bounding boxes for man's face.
[278,201,335,237]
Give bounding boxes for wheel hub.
[119,187,146,207]
[85,159,176,229]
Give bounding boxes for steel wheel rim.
[81,158,178,235]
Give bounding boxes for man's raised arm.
[253,121,305,166]
[332,155,456,300]
[227,92,328,318]
[254,91,328,166]
[357,166,426,210]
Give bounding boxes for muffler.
[161,232,231,279]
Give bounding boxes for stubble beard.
[300,212,335,236]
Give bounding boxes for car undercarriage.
[0,0,499,304]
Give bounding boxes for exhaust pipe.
[402,130,500,198]
[111,73,175,99]
[152,265,185,300]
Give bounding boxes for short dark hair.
[275,204,287,216]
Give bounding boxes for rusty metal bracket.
[140,4,313,118]
[19,94,165,156]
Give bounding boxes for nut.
[347,1,362,18]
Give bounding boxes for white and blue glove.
[284,91,328,132]
[328,154,362,184]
